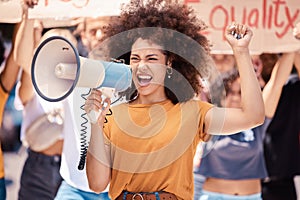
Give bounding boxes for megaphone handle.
[100,87,115,99]
[87,87,114,124]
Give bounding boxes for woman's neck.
[132,94,168,105]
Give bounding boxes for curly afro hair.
[98,0,214,104]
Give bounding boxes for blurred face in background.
[251,55,263,78]
[81,18,103,51]
[222,78,241,109]
[212,54,236,73]
[251,54,266,88]
[79,17,114,52]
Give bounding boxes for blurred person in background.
[251,54,266,89]
[259,53,279,87]
[14,1,66,199]
[195,52,294,200]
[73,16,118,57]
[194,53,278,200]
[53,16,115,200]
[211,54,235,74]
[0,19,21,200]
[261,22,300,200]
[14,1,111,199]
[193,54,236,200]
[196,68,268,200]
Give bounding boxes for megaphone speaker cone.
[32,36,133,103]
[31,36,80,102]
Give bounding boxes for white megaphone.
[31,36,132,123]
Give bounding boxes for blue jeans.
[199,190,262,200]
[55,181,110,200]
[0,178,6,200]
[194,174,206,200]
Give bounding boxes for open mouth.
[137,74,152,86]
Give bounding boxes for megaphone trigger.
[87,110,100,124]
[99,87,115,99]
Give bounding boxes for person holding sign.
[261,22,300,200]
[195,52,295,200]
[14,2,112,200]
[14,1,66,199]
[0,24,20,200]
[83,0,264,199]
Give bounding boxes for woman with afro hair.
[84,0,265,199]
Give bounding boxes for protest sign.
[185,0,300,53]
[1,0,299,53]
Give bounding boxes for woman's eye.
[148,57,158,61]
[130,57,139,61]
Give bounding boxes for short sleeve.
[197,101,214,141]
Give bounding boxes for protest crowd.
[0,0,299,200]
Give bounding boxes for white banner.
[0,0,23,23]
[0,0,127,23]
[1,0,300,53]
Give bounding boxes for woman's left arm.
[205,23,265,135]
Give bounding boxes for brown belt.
[116,191,178,200]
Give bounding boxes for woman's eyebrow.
[130,53,159,57]
[146,54,159,57]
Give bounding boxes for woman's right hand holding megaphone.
[84,89,111,124]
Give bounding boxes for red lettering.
[230,7,235,22]
[268,5,273,29]
[184,0,200,4]
[209,6,229,41]
[247,8,259,28]
[72,0,89,8]
[43,0,300,40]
[262,0,267,28]
[273,0,285,28]
[275,7,300,38]
[210,0,300,40]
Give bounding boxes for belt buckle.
[132,193,144,200]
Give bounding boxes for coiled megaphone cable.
[78,88,91,170]
[78,88,123,170]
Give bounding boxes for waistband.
[116,191,178,200]
[28,149,61,165]
[202,190,262,200]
